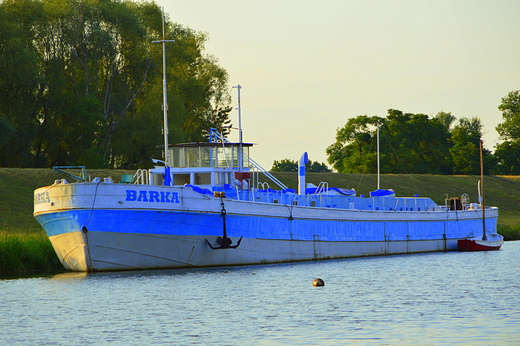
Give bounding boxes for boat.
[457,233,503,251]
[34,122,504,272]
[33,131,501,272]
[457,141,504,251]
[32,29,500,272]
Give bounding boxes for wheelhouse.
[149,142,253,189]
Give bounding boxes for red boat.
[457,233,504,251]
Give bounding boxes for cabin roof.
[158,142,254,148]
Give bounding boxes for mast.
[480,140,487,241]
[232,85,243,170]
[377,123,380,190]
[152,9,175,167]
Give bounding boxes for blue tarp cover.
[369,189,395,197]
[185,184,212,195]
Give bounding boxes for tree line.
[324,91,520,175]
[0,0,231,168]
[271,159,331,173]
[2,1,519,175]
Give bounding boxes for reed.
[0,231,62,274]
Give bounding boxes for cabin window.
[173,174,190,185]
[172,145,250,168]
[241,147,250,168]
[172,147,186,167]
[311,201,316,207]
[186,147,199,167]
[152,173,163,185]
[217,147,233,167]
[199,147,215,167]
[194,173,211,185]
[292,200,298,206]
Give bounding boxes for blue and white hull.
[34,181,499,272]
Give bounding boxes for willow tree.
[0,0,231,168]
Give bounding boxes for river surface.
[1,241,519,345]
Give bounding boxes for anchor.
[205,198,243,250]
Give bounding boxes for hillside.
[1,168,519,237]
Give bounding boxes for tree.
[111,19,232,168]
[327,110,452,174]
[0,0,42,166]
[493,141,520,174]
[496,90,520,141]
[383,109,452,174]
[271,159,297,172]
[449,117,495,175]
[326,115,382,173]
[494,90,520,174]
[307,160,332,172]
[0,0,232,168]
[433,111,456,132]
[271,159,331,172]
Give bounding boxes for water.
[2,242,519,345]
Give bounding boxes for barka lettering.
[126,190,137,201]
[125,190,179,204]
[34,191,51,205]
[149,191,160,202]
[137,190,148,202]
[160,191,170,203]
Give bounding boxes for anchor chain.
[205,197,243,250]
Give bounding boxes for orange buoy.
[313,278,324,287]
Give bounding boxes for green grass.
[1,168,519,273]
[0,231,63,274]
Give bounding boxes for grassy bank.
[0,231,62,274]
[1,168,519,273]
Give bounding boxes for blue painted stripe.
[35,208,498,242]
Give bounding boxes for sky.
[158,0,520,169]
